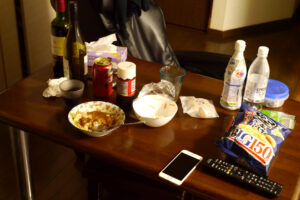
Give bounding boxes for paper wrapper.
[180,96,219,118]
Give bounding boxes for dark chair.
[52,0,250,79]
[75,0,251,80]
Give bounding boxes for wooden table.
[0,57,299,200]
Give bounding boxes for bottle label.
[117,78,136,97]
[51,36,66,57]
[63,57,70,78]
[221,59,247,108]
[84,55,88,75]
[72,42,85,58]
[244,74,268,103]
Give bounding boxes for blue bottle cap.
[265,79,289,99]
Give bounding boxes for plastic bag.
[180,96,219,118]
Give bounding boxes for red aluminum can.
[93,57,113,97]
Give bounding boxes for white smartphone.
[159,150,203,185]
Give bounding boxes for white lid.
[235,40,246,52]
[117,61,136,80]
[257,46,269,57]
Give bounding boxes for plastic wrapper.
[138,80,176,100]
[180,96,219,118]
[216,102,291,176]
[261,109,295,130]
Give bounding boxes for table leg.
[10,128,34,200]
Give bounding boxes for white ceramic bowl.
[133,95,178,127]
[68,101,125,137]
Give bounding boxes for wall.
[295,0,300,10]
[0,0,23,92]
[21,0,55,74]
[155,0,212,31]
[210,0,296,31]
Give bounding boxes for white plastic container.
[263,79,289,108]
[220,40,247,110]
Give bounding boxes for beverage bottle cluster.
[50,0,87,82]
[221,40,270,110]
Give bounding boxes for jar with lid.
[116,61,136,112]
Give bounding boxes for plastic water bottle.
[220,40,247,110]
[243,46,270,110]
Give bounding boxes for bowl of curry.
[68,101,125,137]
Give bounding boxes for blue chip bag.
[216,102,291,176]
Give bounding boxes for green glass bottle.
[51,0,69,78]
[64,0,87,82]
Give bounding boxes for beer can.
[93,57,113,97]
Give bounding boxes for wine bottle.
[51,0,69,78]
[64,0,87,81]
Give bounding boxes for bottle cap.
[257,46,269,57]
[117,61,136,80]
[57,0,66,12]
[235,40,246,52]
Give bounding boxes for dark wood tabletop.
[0,57,299,200]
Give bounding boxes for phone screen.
[162,152,200,180]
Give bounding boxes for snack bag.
[216,102,291,176]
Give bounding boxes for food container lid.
[265,79,289,99]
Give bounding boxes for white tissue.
[85,34,117,53]
[180,96,219,118]
[42,77,67,98]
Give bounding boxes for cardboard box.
[87,46,127,77]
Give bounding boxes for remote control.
[201,157,283,198]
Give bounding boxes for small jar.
[116,61,136,111]
[263,79,289,108]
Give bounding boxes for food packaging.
[216,102,291,176]
[180,96,219,118]
[261,109,295,129]
[263,79,289,108]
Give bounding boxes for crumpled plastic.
[138,80,176,101]
[42,77,67,98]
[180,96,219,118]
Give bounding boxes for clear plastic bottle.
[243,46,270,110]
[220,40,247,110]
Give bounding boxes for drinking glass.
[160,66,186,101]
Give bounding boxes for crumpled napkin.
[180,96,219,118]
[42,77,67,98]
